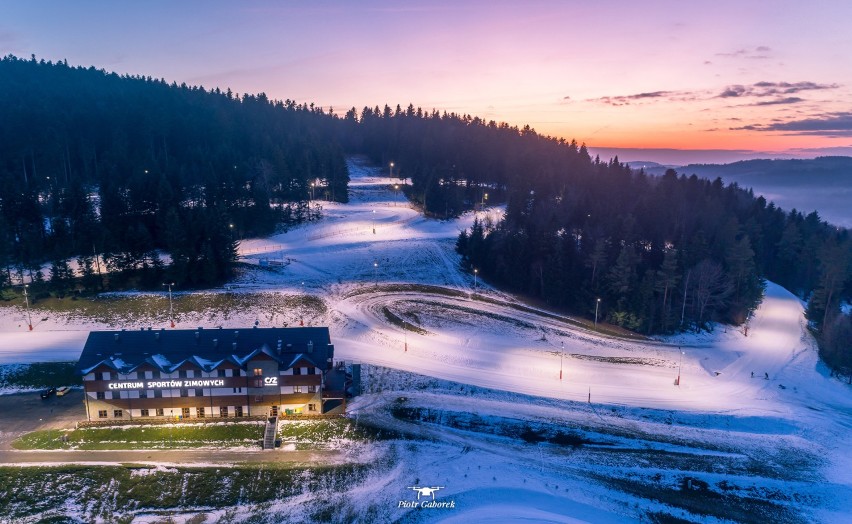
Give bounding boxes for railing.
[262,416,278,450]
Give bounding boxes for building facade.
[77,327,345,421]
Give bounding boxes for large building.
[76,327,345,421]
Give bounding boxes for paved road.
[0,390,83,450]
[0,448,345,465]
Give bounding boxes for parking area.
[0,389,83,448]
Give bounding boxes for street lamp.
[473,268,478,293]
[22,284,32,331]
[163,282,175,328]
[594,298,601,330]
[310,182,315,200]
[373,262,378,288]
[560,341,564,380]
[300,282,305,326]
[389,162,394,178]
[372,209,376,234]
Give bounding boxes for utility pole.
[594,298,601,331]
[680,270,691,328]
[163,282,175,328]
[22,284,33,331]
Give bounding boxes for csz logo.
[263,377,278,386]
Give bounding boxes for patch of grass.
[278,418,400,449]
[381,306,429,335]
[390,406,600,448]
[569,354,671,367]
[598,474,802,524]
[3,291,326,327]
[0,463,371,522]
[413,299,538,329]
[13,422,265,450]
[0,362,81,389]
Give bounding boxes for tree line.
[0,55,348,291]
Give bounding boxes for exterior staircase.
[262,416,277,450]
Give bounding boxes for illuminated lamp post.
[473,268,478,294]
[373,261,378,288]
[389,162,394,178]
[163,282,175,328]
[594,298,601,331]
[22,284,33,331]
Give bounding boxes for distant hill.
[671,157,852,227]
[678,157,852,188]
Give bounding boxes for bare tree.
[692,259,732,326]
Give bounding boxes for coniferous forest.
[0,55,348,289]
[1,56,850,374]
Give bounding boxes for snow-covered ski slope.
[0,158,849,521]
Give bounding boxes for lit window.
[253,368,263,376]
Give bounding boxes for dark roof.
[76,327,334,375]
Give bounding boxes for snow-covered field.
[0,158,849,523]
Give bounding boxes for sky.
[2,0,852,164]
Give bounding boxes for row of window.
[93,366,322,381]
[94,385,316,400]
[98,406,247,419]
[95,369,244,381]
[97,403,319,419]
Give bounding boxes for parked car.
[40,387,56,399]
[56,386,70,396]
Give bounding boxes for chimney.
[232,342,237,351]
[114,333,120,342]
[195,331,200,340]
[307,340,314,353]
[213,338,218,348]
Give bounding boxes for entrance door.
[270,405,279,417]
